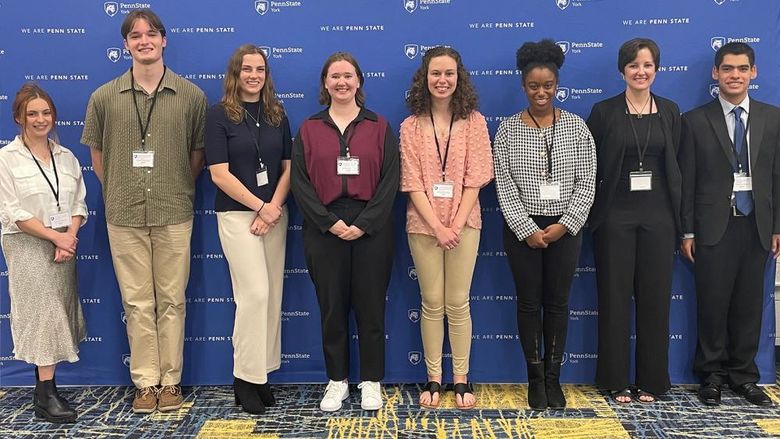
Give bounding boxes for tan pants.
[107,220,192,388]
[217,209,287,384]
[408,227,479,376]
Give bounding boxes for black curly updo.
[516,39,565,83]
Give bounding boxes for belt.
[732,206,747,217]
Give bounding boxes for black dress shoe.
[733,383,772,407]
[698,383,721,406]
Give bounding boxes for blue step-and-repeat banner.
[0,0,777,386]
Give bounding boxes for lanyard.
[730,112,750,174]
[25,142,60,211]
[243,103,265,167]
[131,66,167,150]
[430,112,455,182]
[527,108,557,179]
[625,97,654,171]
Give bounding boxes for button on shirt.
[0,136,88,234]
[493,109,596,241]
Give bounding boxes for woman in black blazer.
[586,38,681,404]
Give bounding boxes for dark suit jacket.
[586,92,682,232]
[679,97,780,250]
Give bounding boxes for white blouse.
[0,136,88,235]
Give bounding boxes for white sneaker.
[320,380,349,412]
[358,381,383,411]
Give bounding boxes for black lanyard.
[243,103,265,167]
[25,142,60,211]
[730,110,750,174]
[131,66,167,150]
[527,108,557,179]
[430,112,455,182]
[625,97,654,171]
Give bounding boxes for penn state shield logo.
[122,354,131,367]
[107,47,121,63]
[408,351,422,365]
[404,89,411,100]
[259,46,271,57]
[555,87,570,102]
[255,0,269,15]
[104,2,118,17]
[404,44,419,60]
[709,84,720,99]
[556,0,570,10]
[556,41,571,55]
[404,0,418,13]
[120,311,127,324]
[711,37,726,51]
[408,309,421,323]
[713,0,725,5]
[561,352,569,365]
[407,266,418,281]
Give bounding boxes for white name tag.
[132,150,155,168]
[733,173,752,192]
[539,182,561,200]
[49,211,71,229]
[432,182,454,198]
[256,166,269,187]
[337,156,360,175]
[629,170,653,191]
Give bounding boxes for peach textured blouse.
[400,111,494,236]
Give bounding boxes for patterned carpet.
[2,382,780,438]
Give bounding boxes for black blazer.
[679,98,780,250]
[586,92,682,232]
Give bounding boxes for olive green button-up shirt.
[81,68,207,227]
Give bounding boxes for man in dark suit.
[680,42,780,407]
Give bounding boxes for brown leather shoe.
[157,385,184,412]
[132,387,158,414]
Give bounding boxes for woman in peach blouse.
[400,46,493,409]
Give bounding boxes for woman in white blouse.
[0,83,88,423]
[493,40,596,410]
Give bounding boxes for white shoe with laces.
[358,381,383,410]
[320,380,349,412]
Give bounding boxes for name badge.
[256,165,269,187]
[49,211,71,229]
[539,182,561,201]
[733,172,752,192]
[629,170,653,192]
[432,182,454,198]
[337,156,360,176]
[132,150,155,168]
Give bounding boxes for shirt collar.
[9,135,63,157]
[718,93,750,117]
[119,66,178,94]
[309,107,378,123]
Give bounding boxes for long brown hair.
[406,46,478,120]
[318,52,366,107]
[12,82,59,143]
[220,45,285,126]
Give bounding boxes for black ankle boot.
[545,356,566,409]
[234,377,265,414]
[526,362,547,410]
[255,383,276,407]
[34,375,77,424]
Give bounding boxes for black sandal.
[611,388,633,404]
[453,382,475,410]
[419,381,442,409]
[635,389,656,403]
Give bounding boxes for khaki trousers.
[408,227,479,376]
[217,209,287,384]
[107,220,192,388]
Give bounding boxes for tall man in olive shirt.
[81,9,207,414]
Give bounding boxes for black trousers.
[593,185,675,394]
[503,217,582,364]
[303,199,393,382]
[694,213,766,387]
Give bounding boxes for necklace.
[244,103,262,127]
[626,93,652,119]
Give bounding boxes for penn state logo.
[404,44,419,60]
[104,2,118,17]
[556,41,571,55]
[711,36,726,51]
[713,0,726,5]
[122,353,131,368]
[404,0,418,13]
[709,84,720,99]
[556,0,571,10]
[408,309,421,323]
[259,46,271,57]
[408,351,422,365]
[561,352,569,365]
[120,311,127,324]
[407,266,418,281]
[404,89,411,100]
[107,47,122,63]
[555,87,570,102]
[255,0,269,15]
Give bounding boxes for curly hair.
[219,44,285,126]
[319,52,365,107]
[516,39,565,82]
[406,46,478,120]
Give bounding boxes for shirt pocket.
[58,165,80,210]
[11,165,48,199]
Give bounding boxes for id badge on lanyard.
[433,182,454,198]
[133,150,155,168]
[337,155,360,175]
[539,181,561,200]
[629,170,653,191]
[49,210,71,229]
[733,172,752,192]
[256,163,269,187]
